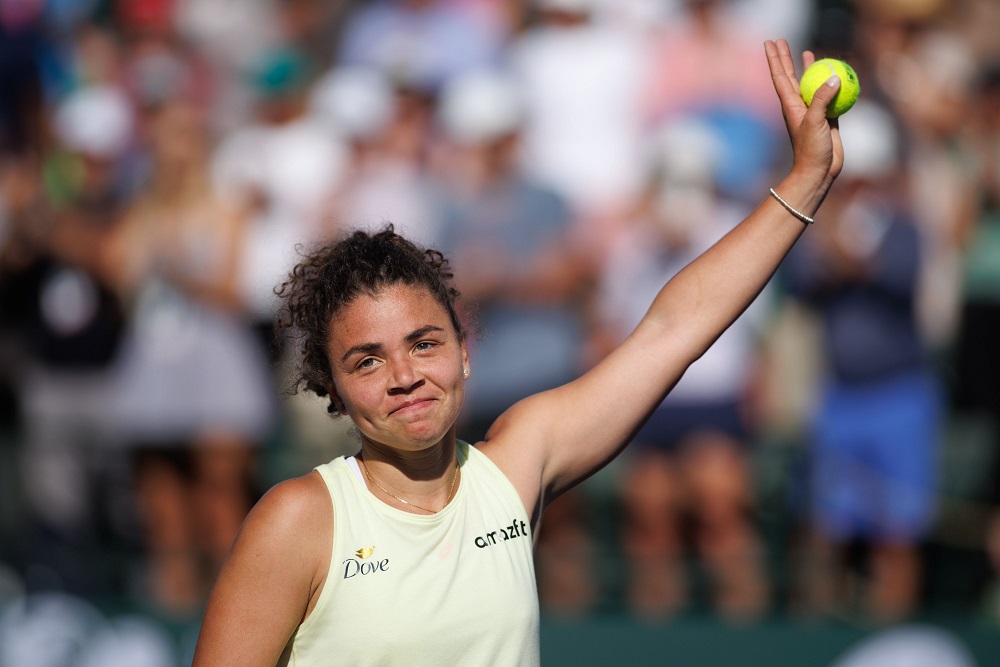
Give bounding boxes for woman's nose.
[388,356,423,394]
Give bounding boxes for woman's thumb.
[808,74,841,120]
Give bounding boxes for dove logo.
[343,546,389,579]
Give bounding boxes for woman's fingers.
[802,49,816,72]
[775,39,798,85]
[765,39,807,117]
[765,40,798,104]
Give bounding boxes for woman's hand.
[765,39,844,189]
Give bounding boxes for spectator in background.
[433,70,587,438]
[900,31,979,353]
[592,117,771,621]
[312,65,445,249]
[853,8,980,351]
[211,47,346,352]
[509,0,648,235]
[432,70,593,613]
[0,81,132,596]
[0,6,72,575]
[322,0,513,252]
[784,101,941,623]
[104,99,278,616]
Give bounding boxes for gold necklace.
[361,458,460,514]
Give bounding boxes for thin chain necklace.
[360,458,460,514]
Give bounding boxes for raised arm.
[483,39,845,506]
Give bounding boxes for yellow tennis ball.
[800,58,860,119]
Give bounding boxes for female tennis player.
[193,39,844,666]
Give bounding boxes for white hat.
[839,100,900,180]
[54,85,134,158]
[308,66,394,140]
[438,70,524,144]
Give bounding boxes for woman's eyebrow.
[341,341,382,363]
[405,325,445,342]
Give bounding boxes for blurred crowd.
[1,0,1000,664]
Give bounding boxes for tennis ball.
[800,58,860,119]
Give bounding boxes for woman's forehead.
[330,284,451,338]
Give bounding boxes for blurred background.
[1,0,1000,664]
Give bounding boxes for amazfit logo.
[474,518,529,549]
[343,545,389,579]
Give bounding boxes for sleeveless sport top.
[285,441,540,666]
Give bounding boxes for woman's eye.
[358,357,379,369]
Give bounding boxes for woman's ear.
[326,383,346,414]
[461,341,470,381]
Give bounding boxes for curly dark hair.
[275,226,465,416]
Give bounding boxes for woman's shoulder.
[242,470,333,546]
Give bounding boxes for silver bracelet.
[769,187,814,225]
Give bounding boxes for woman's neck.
[357,434,460,512]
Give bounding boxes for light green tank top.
[286,441,540,666]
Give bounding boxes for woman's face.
[326,283,469,454]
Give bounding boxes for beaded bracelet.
[769,187,815,225]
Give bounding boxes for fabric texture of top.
[287,441,539,666]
